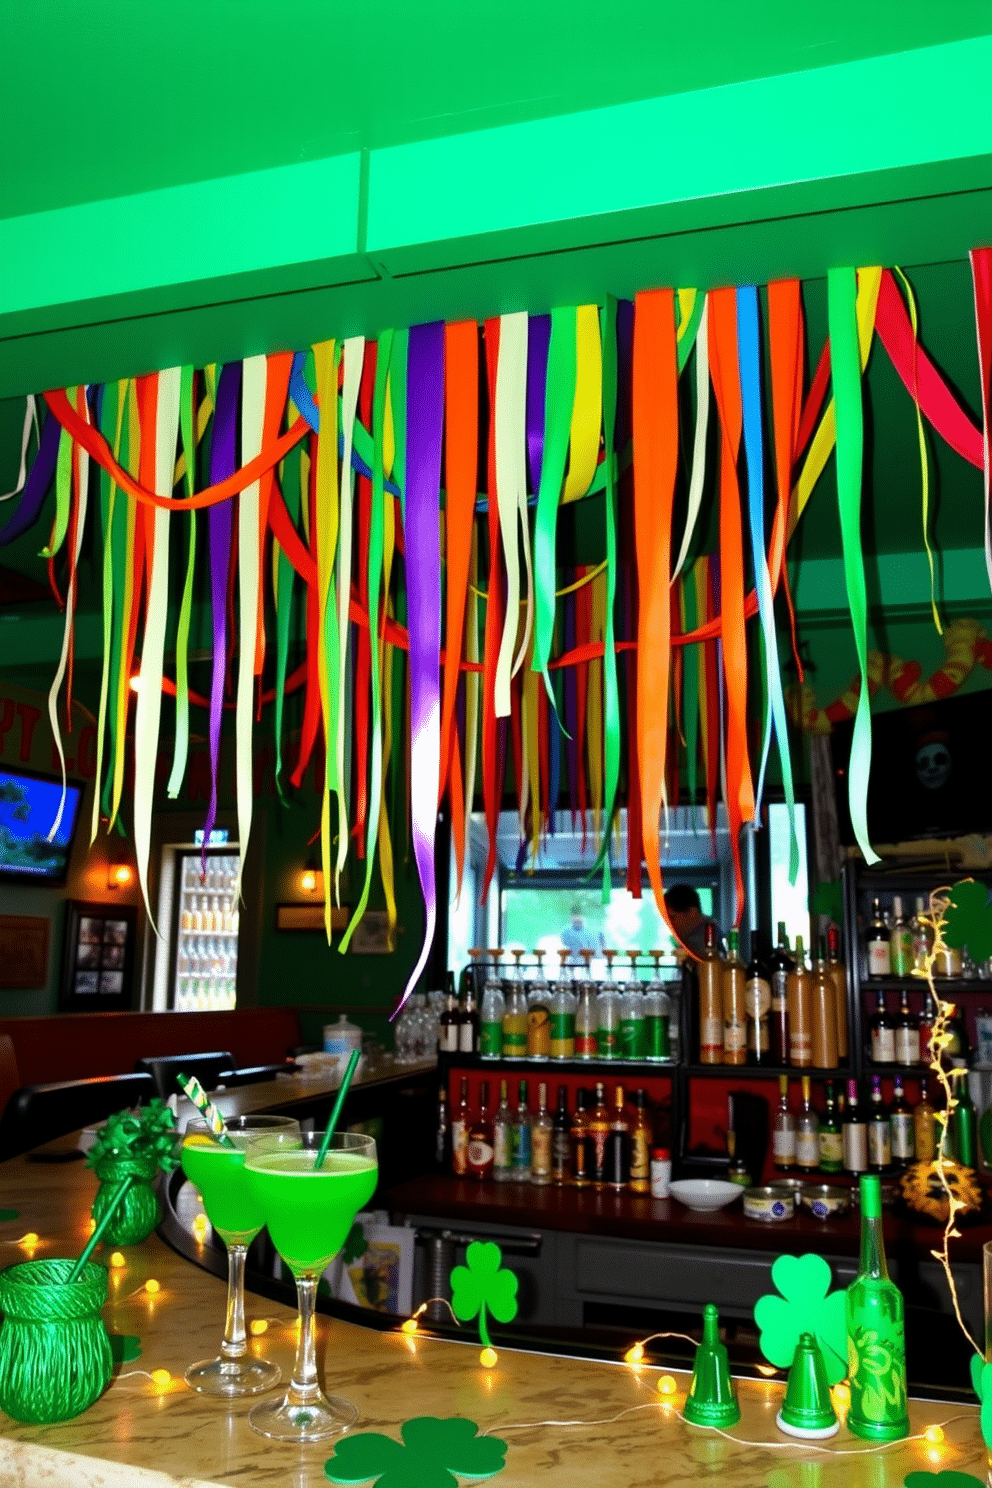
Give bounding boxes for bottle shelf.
[180,928,239,938]
[438,1052,677,1077]
[860,978,989,994]
[687,1063,851,1080]
[861,1062,934,1078]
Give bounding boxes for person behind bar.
[560,904,600,955]
[663,884,721,959]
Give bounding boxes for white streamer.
[0,394,39,501]
[234,356,267,904]
[47,395,89,843]
[671,301,710,583]
[493,311,529,718]
[335,337,365,892]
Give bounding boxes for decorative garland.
[3,254,989,1007]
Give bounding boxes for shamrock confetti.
[753,1254,847,1384]
[450,1242,519,1350]
[903,1473,985,1488]
[971,1352,992,1449]
[325,1416,507,1488]
[943,880,992,963]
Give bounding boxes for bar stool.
[0,1071,155,1160]
[135,1052,235,1102]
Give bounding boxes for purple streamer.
[563,582,579,825]
[526,314,551,495]
[0,409,60,546]
[202,362,241,870]
[614,300,635,455]
[399,322,445,1013]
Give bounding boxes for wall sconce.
[299,856,323,896]
[108,860,134,890]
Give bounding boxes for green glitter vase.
[92,1154,162,1246]
[845,1174,909,1442]
[0,1259,112,1423]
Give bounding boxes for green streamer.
[101,411,130,822]
[90,383,121,845]
[273,440,302,802]
[532,308,578,698]
[167,365,197,799]
[676,290,706,374]
[324,345,343,801]
[388,330,408,517]
[593,297,621,900]
[340,329,394,952]
[40,404,74,560]
[828,267,879,867]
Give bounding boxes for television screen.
[830,689,992,845]
[0,769,83,884]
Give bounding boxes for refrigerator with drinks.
[169,848,241,1011]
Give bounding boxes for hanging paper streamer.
[336,338,365,888]
[399,321,445,1012]
[671,298,710,583]
[202,364,241,866]
[234,356,267,902]
[494,312,529,718]
[828,267,880,868]
[969,248,992,593]
[532,308,577,697]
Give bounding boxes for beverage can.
[479,1021,503,1059]
[650,1148,671,1199]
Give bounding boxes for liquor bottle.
[451,1077,470,1178]
[889,1075,914,1169]
[943,1003,969,1060]
[588,1081,611,1189]
[811,939,839,1069]
[911,895,934,972]
[575,951,598,1060]
[826,924,849,1061]
[644,952,672,1062]
[530,1081,553,1184]
[722,930,747,1067]
[918,990,936,1065]
[549,958,577,1060]
[795,1075,820,1172]
[551,1085,572,1185]
[620,953,648,1061]
[460,980,479,1056]
[526,950,552,1061]
[787,936,813,1068]
[913,1077,937,1162]
[869,989,896,1065]
[842,1079,868,1175]
[467,1081,495,1179]
[952,1070,977,1168]
[697,924,723,1064]
[772,1075,797,1170]
[510,1080,532,1180]
[867,1075,891,1173]
[768,922,793,1065]
[435,1085,451,1172]
[846,1174,909,1441]
[493,1080,513,1183]
[628,1088,652,1194]
[889,897,914,977]
[596,951,622,1060]
[570,1088,591,1188]
[819,1080,844,1174]
[438,973,460,1054]
[934,939,963,978]
[603,1085,630,1190]
[894,989,920,1067]
[502,951,529,1060]
[479,951,505,1060]
[744,936,773,1066]
[866,898,891,978]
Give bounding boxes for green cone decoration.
[684,1304,741,1429]
[776,1331,839,1439]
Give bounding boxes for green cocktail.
[180,1114,299,1397]
[244,1129,378,1443]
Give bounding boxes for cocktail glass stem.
[286,1276,320,1407]
[221,1245,247,1362]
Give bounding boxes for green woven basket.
[0,1258,112,1423]
[92,1156,162,1246]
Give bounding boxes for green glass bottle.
[845,1174,909,1442]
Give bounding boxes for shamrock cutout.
[943,881,992,963]
[970,1352,992,1449]
[450,1242,518,1350]
[753,1254,847,1384]
[325,1415,507,1488]
[342,1222,367,1265]
[0,1209,19,1222]
[904,1474,985,1488]
[109,1334,142,1365]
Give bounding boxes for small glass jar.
[0,1259,112,1423]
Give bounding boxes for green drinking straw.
[314,1049,361,1170]
[67,1176,136,1283]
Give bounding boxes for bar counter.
[1,1136,987,1488]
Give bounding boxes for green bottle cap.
[776,1333,839,1439]
[860,1173,882,1219]
[683,1304,742,1429]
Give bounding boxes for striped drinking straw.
[176,1074,234,1147]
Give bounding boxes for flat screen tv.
[830,689,992,846]
[0,768,83,884]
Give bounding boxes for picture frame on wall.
[60,901,137,1011]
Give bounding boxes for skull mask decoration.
[915,736,952,792]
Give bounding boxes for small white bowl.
[668,1179,742,1212]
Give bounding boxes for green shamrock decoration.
[342,1221,367,1265]
[970,1352,992,1449]
[0,1209,19,1221]
[325,1416,507,1488]
[753,1254,847,1384]
[450,1242,519,1350]
[904,1473,985,1488]
[108,1334,142,1365]
[943,881,992,963]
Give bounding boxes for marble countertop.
[1,1140,987,1488]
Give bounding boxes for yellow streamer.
[893,265,941,635]
[312,340,339,939]
[470,557,608,604]
[588,571,605,842]
[561,305,603,504]
[109,382,140,831]
[377,437,398,948]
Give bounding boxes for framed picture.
[0,915,50,990]
[60,901,137,1011]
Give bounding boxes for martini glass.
[244,1129,378,1442]
[180,1113,300,1394]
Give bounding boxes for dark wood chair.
[0,1071,155,1160]
[214,1062,299,1088]
[135,1051,235,1102]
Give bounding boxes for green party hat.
[776,1332,839,1439]
[684,1304,741,1429]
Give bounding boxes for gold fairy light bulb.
[624,1343,645,1364]
[923,1424,944,1445]
[656,1375,677,1395]
[145,1279,160,1295]
[250,1320,269,1336]
[150,1369,171,1387]
[479,1347,498,1368]
[109,1252,126,1268]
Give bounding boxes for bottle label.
[531,1125,552,1178]
[571,1132,590,1182]
[549,1013,575,1059]
[868,941,891,977]
[493,1125,510,1170]
[789,1031,813,1065]
[552,1128,571,1179]
[479,1021,503,1058]
[467,1139,494,1172]
[796,1130,820,1169]
[871,1027,896,1064]
[848,1312,908,1435]
[575,1032,598,1058]
[604,1130,629,1188]
[458,1021,476,1054]
[890,930,914,977]
[700,1017,723,1060]
[645,1014,670,1061]
[914,1112,936,1162]
[502,1016,528,1057]
[440,1025,459,1054]
[510,1126,532,1170]
[620,1018,649,1060]
[771,970,788,1010]
[891,1112,914,1161]
[772,1127,796,1164]
[527,1005,551,1058]
[868,1122,891,1169]
[843,1124,868,1173]
[895,1027,919,1066]
[819,1129,843,1168]
[629,1128,650,1190]
[590,1126,608,1182]
[745,976,771,1018]
[597,1028,620,1059]
[451,1120,469,1176]
[723,1019,747,1056]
